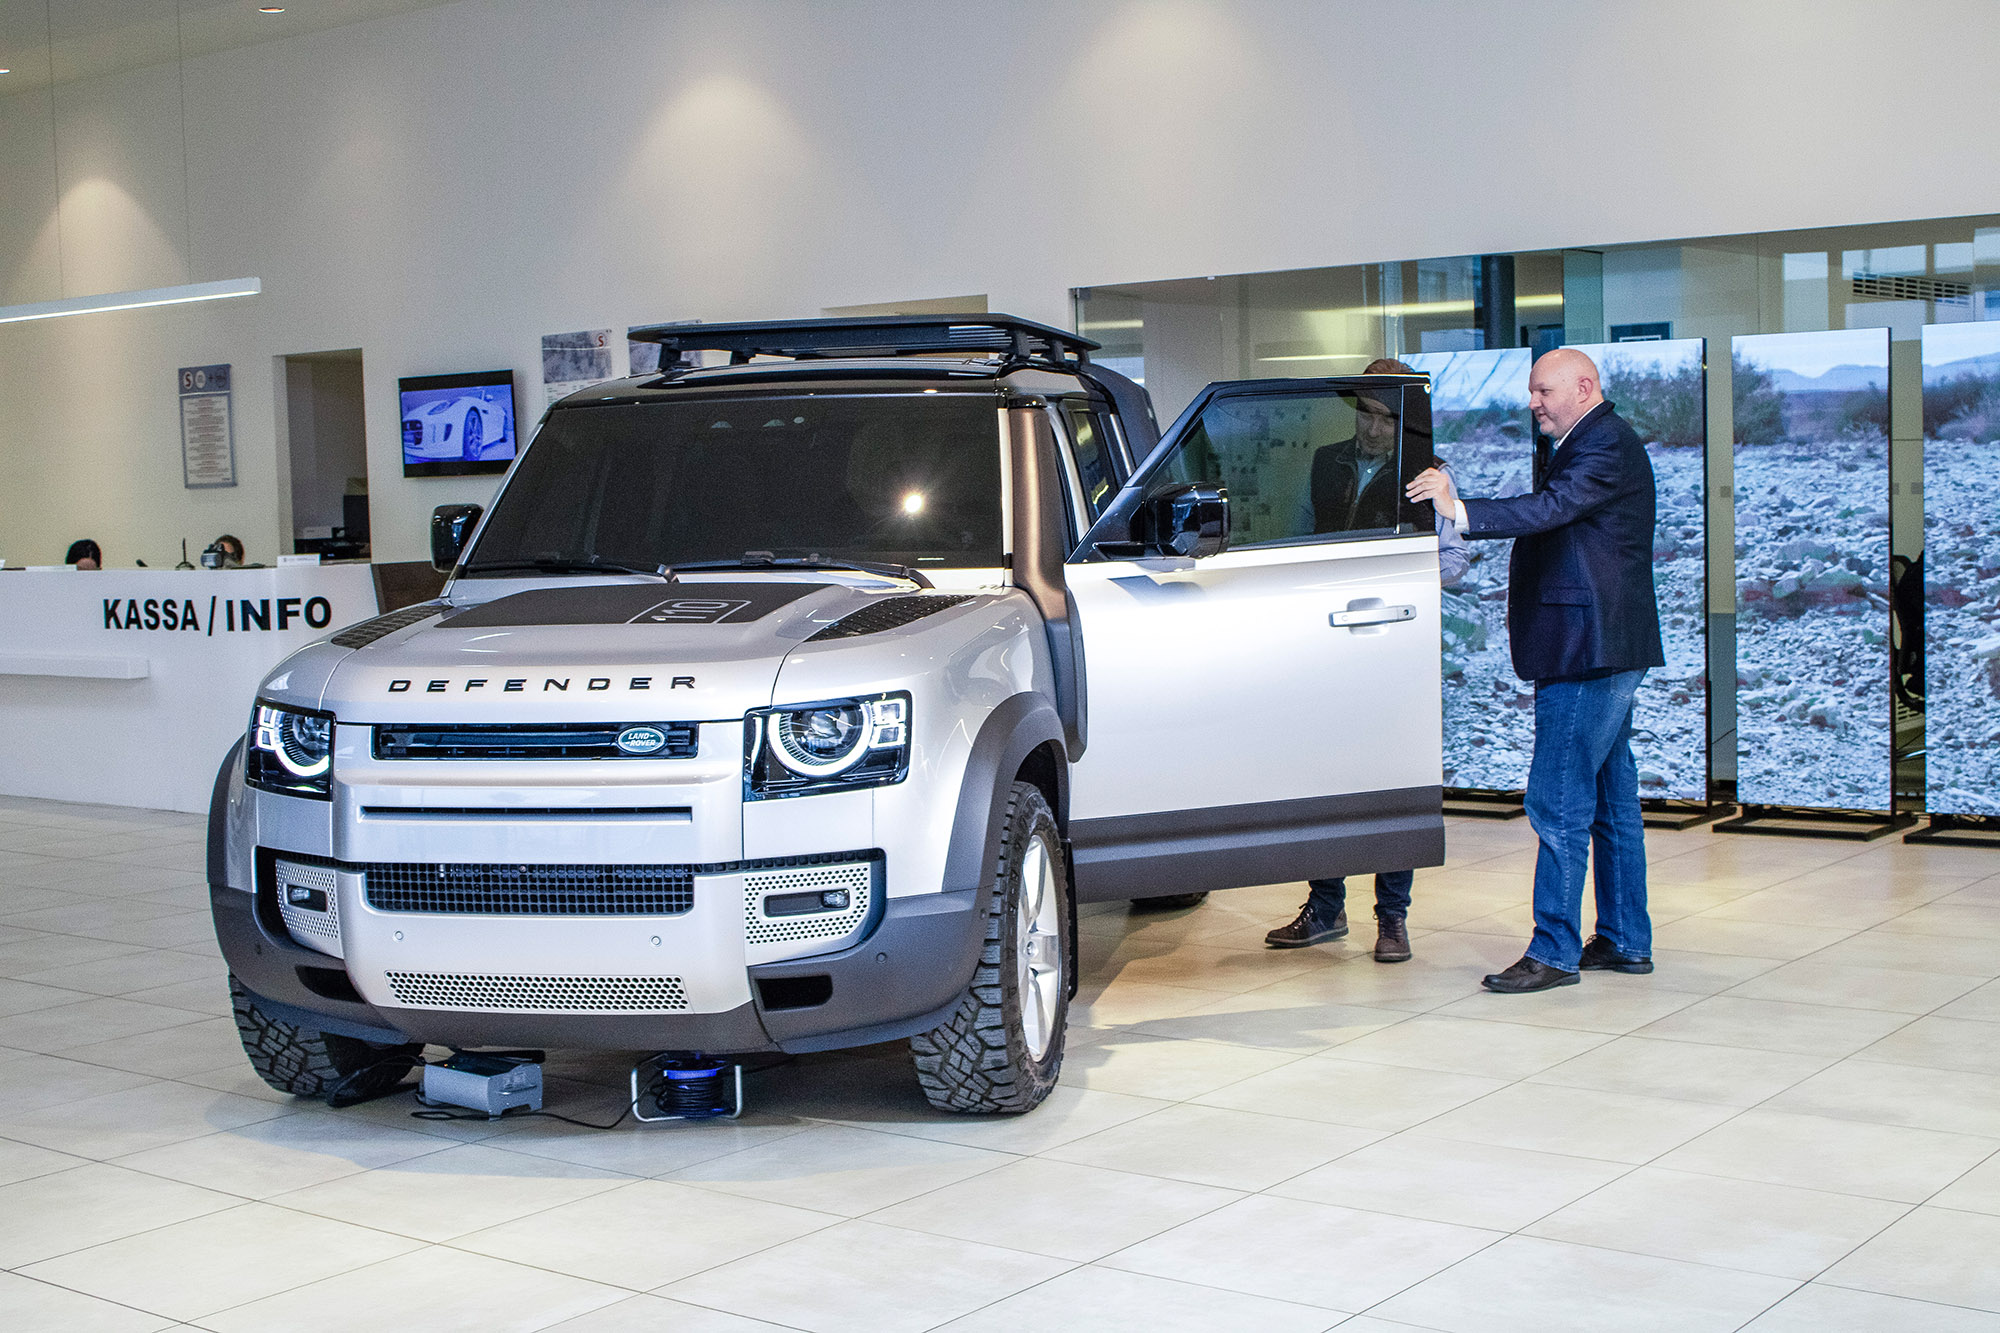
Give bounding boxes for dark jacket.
[1459,400,1664,682]
[1310,440,1400,533]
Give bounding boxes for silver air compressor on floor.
[419,1053,544,1117]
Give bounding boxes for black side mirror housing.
[431,504,484,573]
[1142,483,1229,558]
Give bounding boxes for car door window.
[1147,388,1407,548]
[1060,402,1117,523]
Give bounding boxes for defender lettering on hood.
[385,675,695,693]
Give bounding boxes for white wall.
[3,0,1998,565]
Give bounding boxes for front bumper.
[212,872,983,1054]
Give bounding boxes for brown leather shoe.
[1373,909,1411,963]
[1265,904,1348,948]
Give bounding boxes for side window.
[1061,402,1116,522]
[1149,388,1405,548]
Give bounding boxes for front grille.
[807,594,975,641]
[384,971,688,1012]
[363,863,694,916]
[330,601,446,649]
[373,721,699,761]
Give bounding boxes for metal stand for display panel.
[1713,804,1917,842]
[1443,788,1526,819]
[1904,814,2000,848]
[1641,798,1733,831]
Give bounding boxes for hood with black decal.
[305,579,984,724]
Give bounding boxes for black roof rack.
[626,315,1100,367]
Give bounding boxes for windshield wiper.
[458,555,671,579]
[670,552,933,588]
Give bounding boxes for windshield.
[465,393,1005,573]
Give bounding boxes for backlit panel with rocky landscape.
[1732,329,1893,811]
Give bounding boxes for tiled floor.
[2,797,1998,1331]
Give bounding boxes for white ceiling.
[0,0,458,92]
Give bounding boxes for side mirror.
[430,504,483,573]
[1143,483,1229,558]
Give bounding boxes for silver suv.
[209,316,1445,1114]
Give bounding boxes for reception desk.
[0,565,382,812]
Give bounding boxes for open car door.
[1063,375,1445,902]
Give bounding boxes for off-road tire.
[230,974,422,1102]
[911,781,1069,1113]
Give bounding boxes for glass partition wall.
[1078,214,2000,808]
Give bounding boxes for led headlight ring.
[771,704,869,776]
[258,704,332,778]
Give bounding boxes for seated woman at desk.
[64,539,101,570]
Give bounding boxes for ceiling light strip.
[0,277,262,326]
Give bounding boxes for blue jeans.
[1307,871,1413,921]
[1523,669,1651,972]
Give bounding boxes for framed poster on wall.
[178,363,236,489]
[1729,328,1893,812]
[542,328,613,407]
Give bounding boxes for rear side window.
[1061,402,1117,522]
[471,395,1005,571]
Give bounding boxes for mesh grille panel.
[329,601,445,649]
[807,595,974,641]
[384,971,687,1012]
[364,863,693,916]
[744,861,873,945]
[273,857,341,956]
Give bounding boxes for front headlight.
[247,700,335,799]
[748,694,908,798]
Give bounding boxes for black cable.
[409,1095,637,1131]
[325,1053,421,1110]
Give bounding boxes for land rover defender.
[210,315,1445,1113]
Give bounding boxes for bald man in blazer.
[1407,348,1663,993]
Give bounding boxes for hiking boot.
[1373,909,1411,963]
[1265,904,1348,948]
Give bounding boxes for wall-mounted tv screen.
[400,369,517,477]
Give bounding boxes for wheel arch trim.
[940,692,1067,898]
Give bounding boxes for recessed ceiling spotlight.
[0,68,11,74]
[258,6,286,12]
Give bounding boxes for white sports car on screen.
[402,392,510,461]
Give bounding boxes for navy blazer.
[1459,400,1664,682]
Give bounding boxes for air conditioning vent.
[1848,273,1971,306]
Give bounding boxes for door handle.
[1329,603,1415,628]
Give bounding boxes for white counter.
[0,565,381,813]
